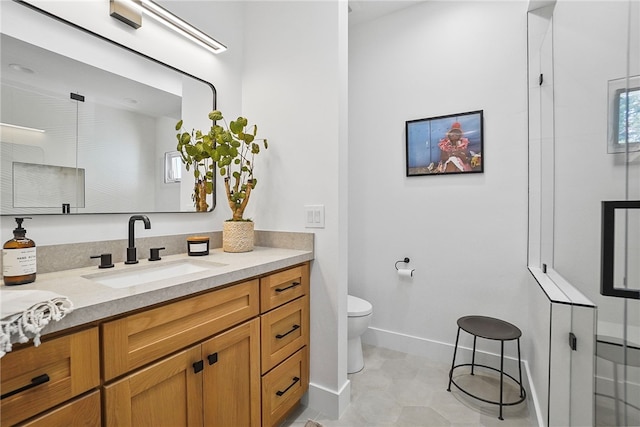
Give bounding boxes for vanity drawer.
[19,390,101,427]
[260,264,309,312]
[261,295,309,374]
[102,279,259,380]
[1,327,100,426]
[262,347,309,427]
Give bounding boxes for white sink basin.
[83,259,225,289]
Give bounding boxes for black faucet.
[125,215,151,264]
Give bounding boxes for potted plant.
[176,110,268,252]
[175,119,215,212]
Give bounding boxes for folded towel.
[0,290,73,357]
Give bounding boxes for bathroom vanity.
[0,247,312,427]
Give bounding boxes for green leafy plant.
[175,119,215,212]
[176,110,268,219]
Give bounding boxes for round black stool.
[446,315,526,420]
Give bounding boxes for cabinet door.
[202,318,261,427]
[104,346,203,427]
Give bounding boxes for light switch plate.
[304,205,325,228]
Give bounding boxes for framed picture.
[405,110,483,176]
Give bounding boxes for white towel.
[0,290,73,357]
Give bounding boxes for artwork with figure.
[405,110,483,176]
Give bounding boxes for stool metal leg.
[499,340,505,420]
[471,335,477,375]
[447,327,461,392]
[447,318,526,421]
[517,338,524,398]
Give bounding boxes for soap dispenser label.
[2,248,37,276]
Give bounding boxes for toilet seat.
[348,295,373,317]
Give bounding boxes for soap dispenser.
[2,217,37,285]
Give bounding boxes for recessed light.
[8,63,34,74]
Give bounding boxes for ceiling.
[348,1,426,26]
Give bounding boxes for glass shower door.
[596,2,640,422]
[596,203,640,425]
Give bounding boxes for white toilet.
[347,294,373,374]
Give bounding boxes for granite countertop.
[1,246,313,337]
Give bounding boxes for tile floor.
[281,344,537,427]
[595,394,640,427]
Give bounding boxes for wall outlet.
[304,205,325,228]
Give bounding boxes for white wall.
[526,274,551,425]
[349,0,530,360]
[240,1,349,416]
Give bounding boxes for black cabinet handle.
[207,353,218,365]
[1,374,50,400]
[275,282,301,293]
[275,324,300,339]
[276,376,300,396]
[193,360,204,373]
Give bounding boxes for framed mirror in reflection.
[601,200,640,300]
[0,23,216,215]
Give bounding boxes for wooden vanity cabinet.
[104,318,260,427]
[0,327,100,426]
[102,279,262,427]
[1,261,310,427]
[260,264,310,427]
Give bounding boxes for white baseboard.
[305,378,351,420]
[362,326,455,364]
[363,326,528,369]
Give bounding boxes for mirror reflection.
[0,32,215,215]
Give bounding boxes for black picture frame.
[405,110,484,176]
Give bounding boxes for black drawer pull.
[276,376,300,396]
[193,360,204,374]
[276,324,300,339]
[1,374,50,400]
[275,281,301,293]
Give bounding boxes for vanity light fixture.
[0,123,45,133]
[111,0,226,54]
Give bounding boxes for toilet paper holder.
[394,257,410,270]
